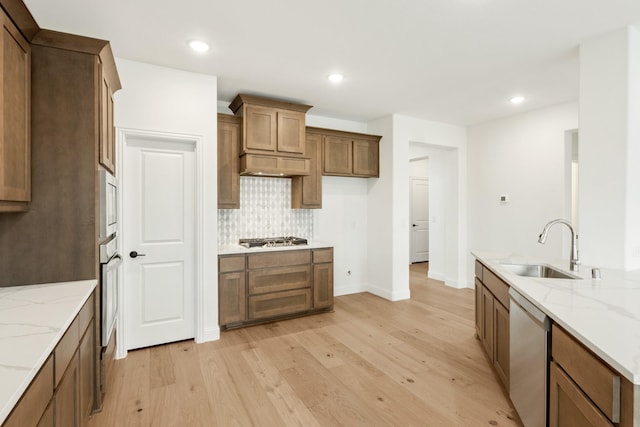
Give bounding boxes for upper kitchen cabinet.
[291,130,322,209]
[230,94,312,155]
[308,127,381,178]
[31,31,121,177]
[0,30,120,287]
[229,94,313,176]
[0,5,32,212]
[217,114,240,209]
[99,63,116,174]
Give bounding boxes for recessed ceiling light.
[328,73,344,83]
[189,40,210,53]
[510,95,526,105]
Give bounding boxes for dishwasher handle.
[509,288,550,330]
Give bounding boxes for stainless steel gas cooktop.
[239,236,308,248]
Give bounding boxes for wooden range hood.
[230,94,313,177]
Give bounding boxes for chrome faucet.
[538,219,580,272]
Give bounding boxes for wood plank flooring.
[89,263,520,426]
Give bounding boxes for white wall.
[368,115,468,295]
[114,59,219,342]
[467,102,578,277]
[579,26,640,270]
[306,114,371,296]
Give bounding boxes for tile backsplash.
[217,176,313,245]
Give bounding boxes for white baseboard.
[198,326,220,343]
[334,283,366,297]
[366,283,411,301]
[428,271,445,281]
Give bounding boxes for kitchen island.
[474,251,640,426]
[0,280,96,426]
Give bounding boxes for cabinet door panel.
[313,262,333,309]
[219,271,246,325]
[353,139,379,177]
[55,351,80,427]
[292,132,321,208]
[0,11,30,205]
[481,286,494,359]
[99,71,115,174]
[79,323,94,426]
[493,301,509,389]
[323,136,352,175]
[549,362,613,427]
[474,278,482,338]
[277,110,305,154]
[217,117,240,209]
[244,105,276,152]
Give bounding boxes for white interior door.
[124,136,196,350]
[411,178,429,263]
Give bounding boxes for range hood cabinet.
[239,154,310,177]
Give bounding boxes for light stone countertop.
[473,251,640,385]
[0,280,96,425]
[218,240,333,255]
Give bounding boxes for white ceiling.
[23,0,640,126]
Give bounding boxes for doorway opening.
[410,157,429,264]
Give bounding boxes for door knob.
[412,224,417,227]
[129,251,146,258]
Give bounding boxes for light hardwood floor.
[89,263,520,426]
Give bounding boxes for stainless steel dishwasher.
[509,288,551,427]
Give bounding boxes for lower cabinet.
[54,351,80,427]
[313,248,334,309]
[2,291,95,427]
[550,325,633,427]
[219,248,334,330]
[474,260,510,391]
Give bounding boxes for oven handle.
[104,254,122,272]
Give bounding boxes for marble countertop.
[0,280,96,425]
[473,251,640,384]
[218,240,333,255]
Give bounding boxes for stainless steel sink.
[499,263,582,280]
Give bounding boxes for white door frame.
[116,127,205,359]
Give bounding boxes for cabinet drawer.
[248,288,311,319]
[248,265,311,295]
[313,248,333,263]
[219,255,245,273]
[248,250,310,269]
[552,325,621,422]
[54,315,79,387]
[475,260,483,281]
[3,356,54,427]
[482,267,509,308]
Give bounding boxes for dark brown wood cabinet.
[229,94,312,177]
[291,131,322,209]
[0,7,31,212]
[312,248,333,309]
[217,114,240,209]
[218,255,246,325]
[549,324,633,427]
[54,351,80,427]
[230,94,311,156]
[323,135,352,175]
[304,127,381,178]
[219,248,333,330]
[474,260,509,391]
[99,65,116,174]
